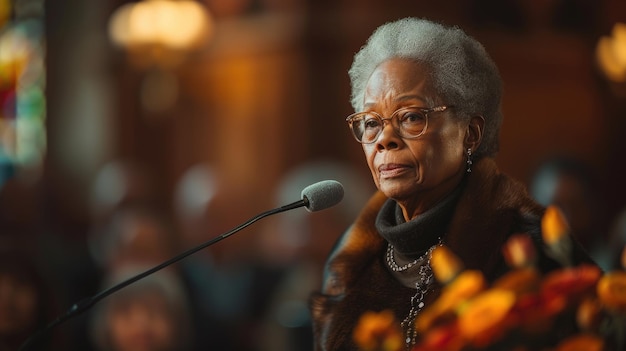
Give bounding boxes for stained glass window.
[0,0,45,187]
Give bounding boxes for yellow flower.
[457,289,516,347]
[541,205,575,267]
[554,333,604,351]
[492,267,541,297]
[576,298,603,331]
[597,271,626,313]
[541,205,570,245]
[353,310,404,351]
[430,245,463,285]
[502,233,537,269]
[415,270,486,333]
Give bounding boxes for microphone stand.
[19,198,308,351]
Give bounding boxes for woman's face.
[361,58,469,217]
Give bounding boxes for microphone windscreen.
[301,180,344,212]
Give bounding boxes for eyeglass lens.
[351,107,428,143]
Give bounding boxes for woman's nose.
[375,122,400,150]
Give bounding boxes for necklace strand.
[386,241,438,272]
[401,261,435,348]
[385,239,442,348]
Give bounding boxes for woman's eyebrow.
[363,95,428,110]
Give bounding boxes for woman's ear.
[465,115,484,151]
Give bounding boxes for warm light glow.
[596,22,626,83]
[161,1,211,49]
[108,0,212,51]
[0,0,10,28]
[612,23,626,66]
[108,3,134,48]
[128,1,164,46]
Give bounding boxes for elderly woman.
[310,18,595,351]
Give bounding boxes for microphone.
[301,179,344,212]
[18,180,344,351]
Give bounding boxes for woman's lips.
[378,163,410,178]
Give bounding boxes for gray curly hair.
[349,17,503,158]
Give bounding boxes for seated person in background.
[90,266,193,351]
[0,247,58,351]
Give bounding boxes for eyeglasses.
[345,105,451,144]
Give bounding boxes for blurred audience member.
[53,159,172,351]
[530,155,609,266]
[173,164,217,250]
[0,246,59,351]
[88,205,180,272]
[89,160,158,226]
[90,266,192,351]
[172,164,238,350]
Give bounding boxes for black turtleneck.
[375,182,464,287]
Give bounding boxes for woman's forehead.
[363,58,435,107]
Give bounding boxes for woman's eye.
[400,111,426,123]
[363,117,381,129]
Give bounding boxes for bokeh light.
[596,22,626,83]
[109,0,213,51]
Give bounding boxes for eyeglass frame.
[345,105,452,144]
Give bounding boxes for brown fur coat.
[310,157,594,351]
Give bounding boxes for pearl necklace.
[386,241,438,272]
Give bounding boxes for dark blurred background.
[1,1,626,350]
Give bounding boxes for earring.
[466,148,473,173]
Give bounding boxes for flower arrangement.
[352,206,626,351]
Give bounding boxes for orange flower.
[430,246,463,285]
[492,267,541,296]
[508,292,559,334]
[458,289,516,347]
[353,310,404,351]
[411,322,465,351]
[541,265,601,304]
[541,205,570,245]
[502,233,537,269]
[554,333,604,351]
[576,298,603,331]
[438,270,487,310]
[541,205,574,267]
[415,270,486,332]
[597,271,626,313]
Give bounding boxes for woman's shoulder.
[318,191,388,295]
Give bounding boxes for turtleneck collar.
[375,180,465,258]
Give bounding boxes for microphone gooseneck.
[18,179,344,351]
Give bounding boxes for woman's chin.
[378,180,412,200]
